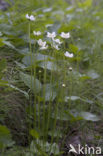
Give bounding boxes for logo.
[69,144,101,155]
[69,144,77,154]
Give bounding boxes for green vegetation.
[0,0,103,155]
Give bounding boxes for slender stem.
[28,21,32,144]
[33,46,37,130]
[42,57,47,143]
[38,71,42,131]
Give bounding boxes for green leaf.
[0,80,8,87]
[78,0,92,8]
[49,143,60,155]
[52,112,70,121]
[0,59,7,72]
[8,84,29,99]
[15,61,26,69]
[65,96,93,104]
[65,96,80,102]
[87,70,100,79]
[38,61,57,71]
[34,142,48,156]
[0,38,5,47]
[30,129,39,139]
[80,112,100,122]
[79,75,91,81]
[30,140,60,155]
[29,141,48,156]
[65,111,83,122]
[3,41,15,49]
[69,44,78,53]
[42,84,57,101]
[22,53,53,67]
[48,130,62,138]
[20,72,42,93]
[58,23,75,32]
[0,125,12,149]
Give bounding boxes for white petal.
[33,31,36,35]
[37,31,41,35]
[53,38,62,44]
[47,32,56,39]
[38,39,47,47]
[64,51,73,58]
[37,39,42,46]
[53,44,60,50]
[40,45,48,50]
[52,32,56,38]
[43,41,46,47]
[26,14,30,19]
[30,15,35,21]
[33,31,41,36]
[60,32,70,39]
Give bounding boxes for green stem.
[42,57,47,144]
[28,21,32,144]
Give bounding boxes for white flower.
[29,15,35,21]
[53,38,62,44]
[39,70,42,73]
[47,32,56,39]
[37,39,48,50]
[60,32,70,39]
[53,44,60,50]
[64,51,74,58]
[62,84,66,87]
[33,31,41,36]
[37,39,46,47]
[40,45,48,50]
[69,67,73,71]
[26,14,35,21]
[26,14,30,19]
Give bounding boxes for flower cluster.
[32,31,74,57]
[35,32,73,55]
[26,15,73,55]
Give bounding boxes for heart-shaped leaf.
[22,53,53,67]
[20,72,42,93]
[42,84,57,101]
